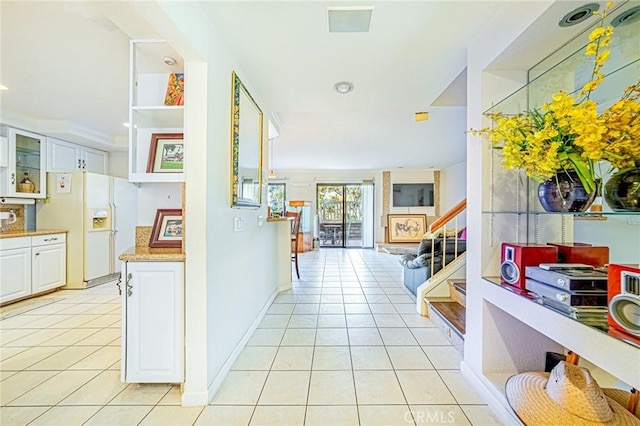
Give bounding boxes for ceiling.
[1,1,629,171]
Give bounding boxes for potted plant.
[473,2,640,212]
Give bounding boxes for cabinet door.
[81,147,108,174]
[4,128,46,198]
[47,138,81,172]
[32,243,66,294]
[0,247,32,304]
[124,262,183,383]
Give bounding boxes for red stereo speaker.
[547,242,609,267]
[500,243,558,290]
[608,263,640,341]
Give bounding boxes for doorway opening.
[316,183,374,248]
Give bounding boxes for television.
[393,183,434,207]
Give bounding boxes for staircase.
[426,279,466,354]
[413,199,467,355]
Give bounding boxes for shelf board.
[132,107,184,128]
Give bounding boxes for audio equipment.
[608,264,640,338]
[547,242,609,267]
[500,243,558,290]
[525,266,608,291]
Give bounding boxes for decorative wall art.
[164,73,184,106]
[147,133,184,173]
[387,214,427,243]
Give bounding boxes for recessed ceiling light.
[612,6,640,27]
[0,84,8,90]
[559,3,599,27]
[334,81,354,94]
[163,56,177,66]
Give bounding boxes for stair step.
[449,279,467,295]
[428,300,466,336]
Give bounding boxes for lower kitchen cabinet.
[0,233,66,305]
[121,261,184,383]
[0,238,32,304]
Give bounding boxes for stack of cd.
[525,264,608,327]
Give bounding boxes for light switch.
[258,215,264,227]
[234,217,245,232]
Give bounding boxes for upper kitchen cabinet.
[129,40,184,183]
[0,127,46,199]
[47,137,109,174]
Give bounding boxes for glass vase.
[538,169,595,213]
[604,168,640,212]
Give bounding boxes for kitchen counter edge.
[119,247,186,262]
[0,229,68,239]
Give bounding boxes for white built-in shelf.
[132,107,184,129]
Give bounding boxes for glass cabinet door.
[8,128,46,198]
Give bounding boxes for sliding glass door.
[317,183,373,248]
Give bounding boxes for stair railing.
[428,199,467,278]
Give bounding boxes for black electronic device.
[525,266,608,292]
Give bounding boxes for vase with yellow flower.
[474,2,640,213]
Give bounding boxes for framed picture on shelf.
[164,73,184,106]
[387,214,427,243]
[149,209,183,248]
[146,133,184,173]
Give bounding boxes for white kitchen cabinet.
[0,233,67,305]
[47,137,108,174]
[0,237,32,304]
[121,261,183,383]
[31,234,67,294]
[0,127,46,199]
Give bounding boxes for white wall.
[440,161,466,212]
[108,151,128,179]
[132,1,282,406]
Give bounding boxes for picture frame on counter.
[149,209,183,248]
[146,133,184,173]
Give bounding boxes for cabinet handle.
[43,237,58,242]
[78,159,82,169]
[11,173,15,184]
[35,252,40,256]
[116,277,122,296]
[82,159,86,169]
[126,273,133,297]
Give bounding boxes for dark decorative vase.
[604,168,640,212]
[538,169,595,213]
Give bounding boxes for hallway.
[1,249,501,425]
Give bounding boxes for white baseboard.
[460,361,522,425]
[205,287,283,403]
[181,390,209,406]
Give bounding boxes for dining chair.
[285,211,302,279]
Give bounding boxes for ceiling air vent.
[328,7,374,33]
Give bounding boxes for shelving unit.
[464,4,640,422]
[128,39,184,183]
[0,127,47,199]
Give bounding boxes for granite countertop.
[119,246,186,262]
[0,229,68,239]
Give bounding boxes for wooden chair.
[285,211,302,279]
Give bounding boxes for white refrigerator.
[37,171,138,289]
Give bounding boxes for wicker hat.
[506,361,640,425]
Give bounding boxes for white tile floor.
[0,248,503,425]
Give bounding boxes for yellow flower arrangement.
[475,2,640,194]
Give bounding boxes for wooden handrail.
[429,199,467,233]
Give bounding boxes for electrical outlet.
[257,215,264,227]
[234,217,245,232]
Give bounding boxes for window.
[268,183,286,216]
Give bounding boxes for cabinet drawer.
[31,233,66,246]
[0,236,31,250]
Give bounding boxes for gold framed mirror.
[231,71,263,208]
